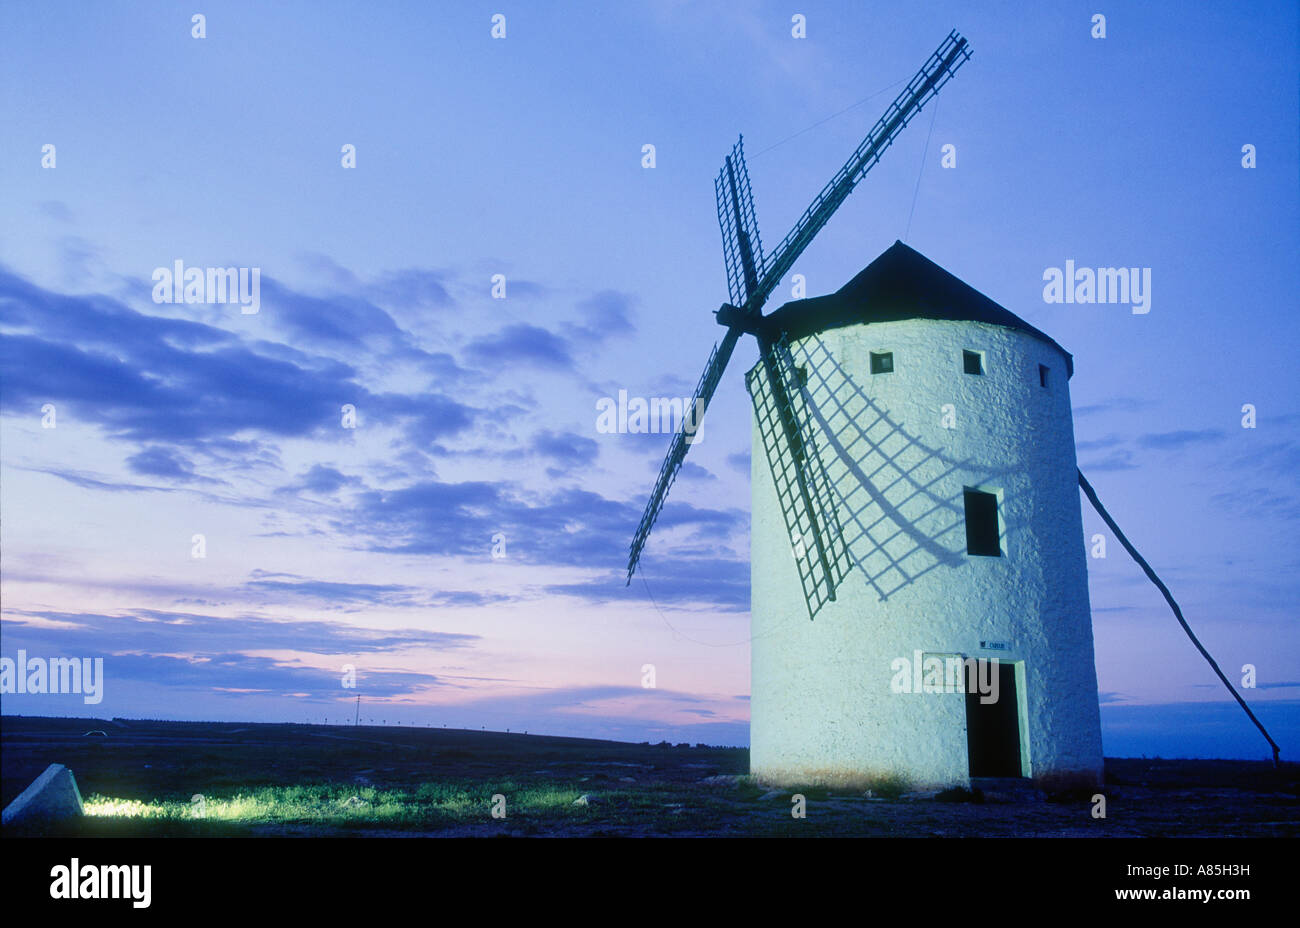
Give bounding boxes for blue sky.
[1,1,1297,759]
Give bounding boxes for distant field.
[3,716,1296,837]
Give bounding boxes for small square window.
[963,350,983,375]
[870,351,893,374]
[1038,364,1049,387]
[964,488,1001,557]
[795,366,808,387]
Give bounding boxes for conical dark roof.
[761,240,1073,376]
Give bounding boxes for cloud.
[452,682,733,715]
[1073,397,1153,418]
[257,276,476,383]
[0,268,477,453]
[38,200,73,223]
[2,607,479,659]
[463,323,574,370]
[1080,450,1138,472]
[125,447,221,484]
[1074,435,1124,452]
[549,554,749,611]
[242,574,420,606]
[258,278,409,350]
[1209,486,1300,523]
[30,467,181,494]
[341,475,741,571]
[529,429,599,470]
[239,570,513,609]
[563,290,636,344]
[679,461,716,481]
[1136,429,1225,451]
[58,650,441,699]
[1227,439,1300,478]
[276,464,361,496]
[370,269,455,309]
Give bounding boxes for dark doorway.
[966,660,1022,777]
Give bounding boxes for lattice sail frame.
[626,333,737,582]
[715,136,765,306]
[745,334,851,619]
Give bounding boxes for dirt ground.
[3,715,1295,837]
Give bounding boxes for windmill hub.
[714,303,760,333]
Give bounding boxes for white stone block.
[2,763,84,826]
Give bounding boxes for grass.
[18,776,881,837]
[13,771,930,837]
[73,780,591,833]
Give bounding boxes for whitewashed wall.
[750,318,1104,789]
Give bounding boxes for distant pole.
[354,694,360,727]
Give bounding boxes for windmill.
[622,30,1280,788]
[627,31,972,620]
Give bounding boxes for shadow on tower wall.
[765,333,1018,604]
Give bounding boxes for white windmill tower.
[627,31,1104,790]
[744,241,1103,789]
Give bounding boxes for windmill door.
[965,660,1023,777]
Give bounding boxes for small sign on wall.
[980,640,1011,652]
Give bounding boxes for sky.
[0,1,1296,760]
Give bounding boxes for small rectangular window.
[963,350,983,375]
[870,351,893,374]
[1038,364,1049,387]
[795,365,808,387]
[964,488,1001,557]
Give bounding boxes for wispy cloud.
[1136,429,1225,451]
[463,323,575,371]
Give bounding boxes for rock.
[900,790,940,801]
[758,789,785,801]
[573,793,599,806]
[618,777,636,783]
[699,774,744,786]
[2,764,84,826]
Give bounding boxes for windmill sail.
[715,137,765,307]
[747,31,972,313]
[746,335,850,619]
[626,327,742,583]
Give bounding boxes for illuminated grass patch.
[80,780,589,829]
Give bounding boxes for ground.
[2,716,1295,837]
